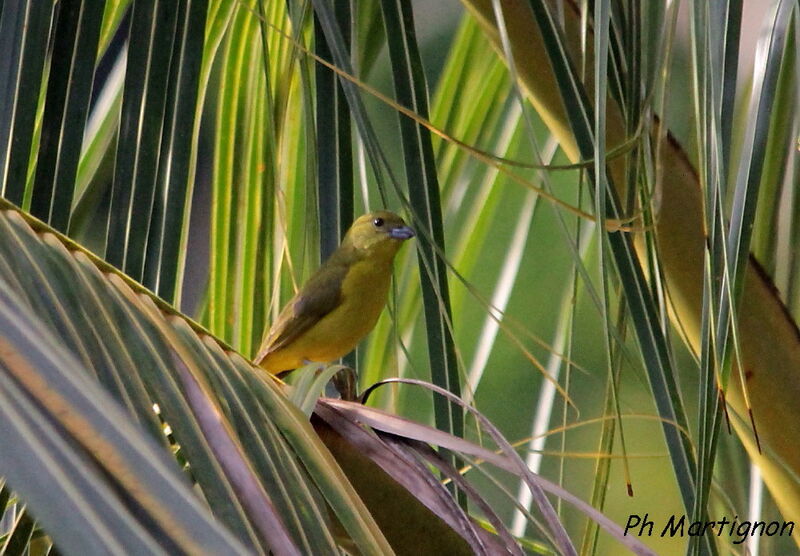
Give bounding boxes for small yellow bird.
[255,211,415,374]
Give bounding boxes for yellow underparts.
[260,259,393,372]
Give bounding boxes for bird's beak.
[389,225,415,240]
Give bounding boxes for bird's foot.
[331,366,358,401]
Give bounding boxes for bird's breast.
[334,259,393,335]
[289,260,393,363]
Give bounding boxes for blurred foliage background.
[0,0,799,554]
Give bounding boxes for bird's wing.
[254,263,347,363]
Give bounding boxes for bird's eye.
[372,218,384,228]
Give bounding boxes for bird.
[254,210,415,374]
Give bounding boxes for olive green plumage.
[255,211,414,374]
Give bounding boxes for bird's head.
[343,211,415,259]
